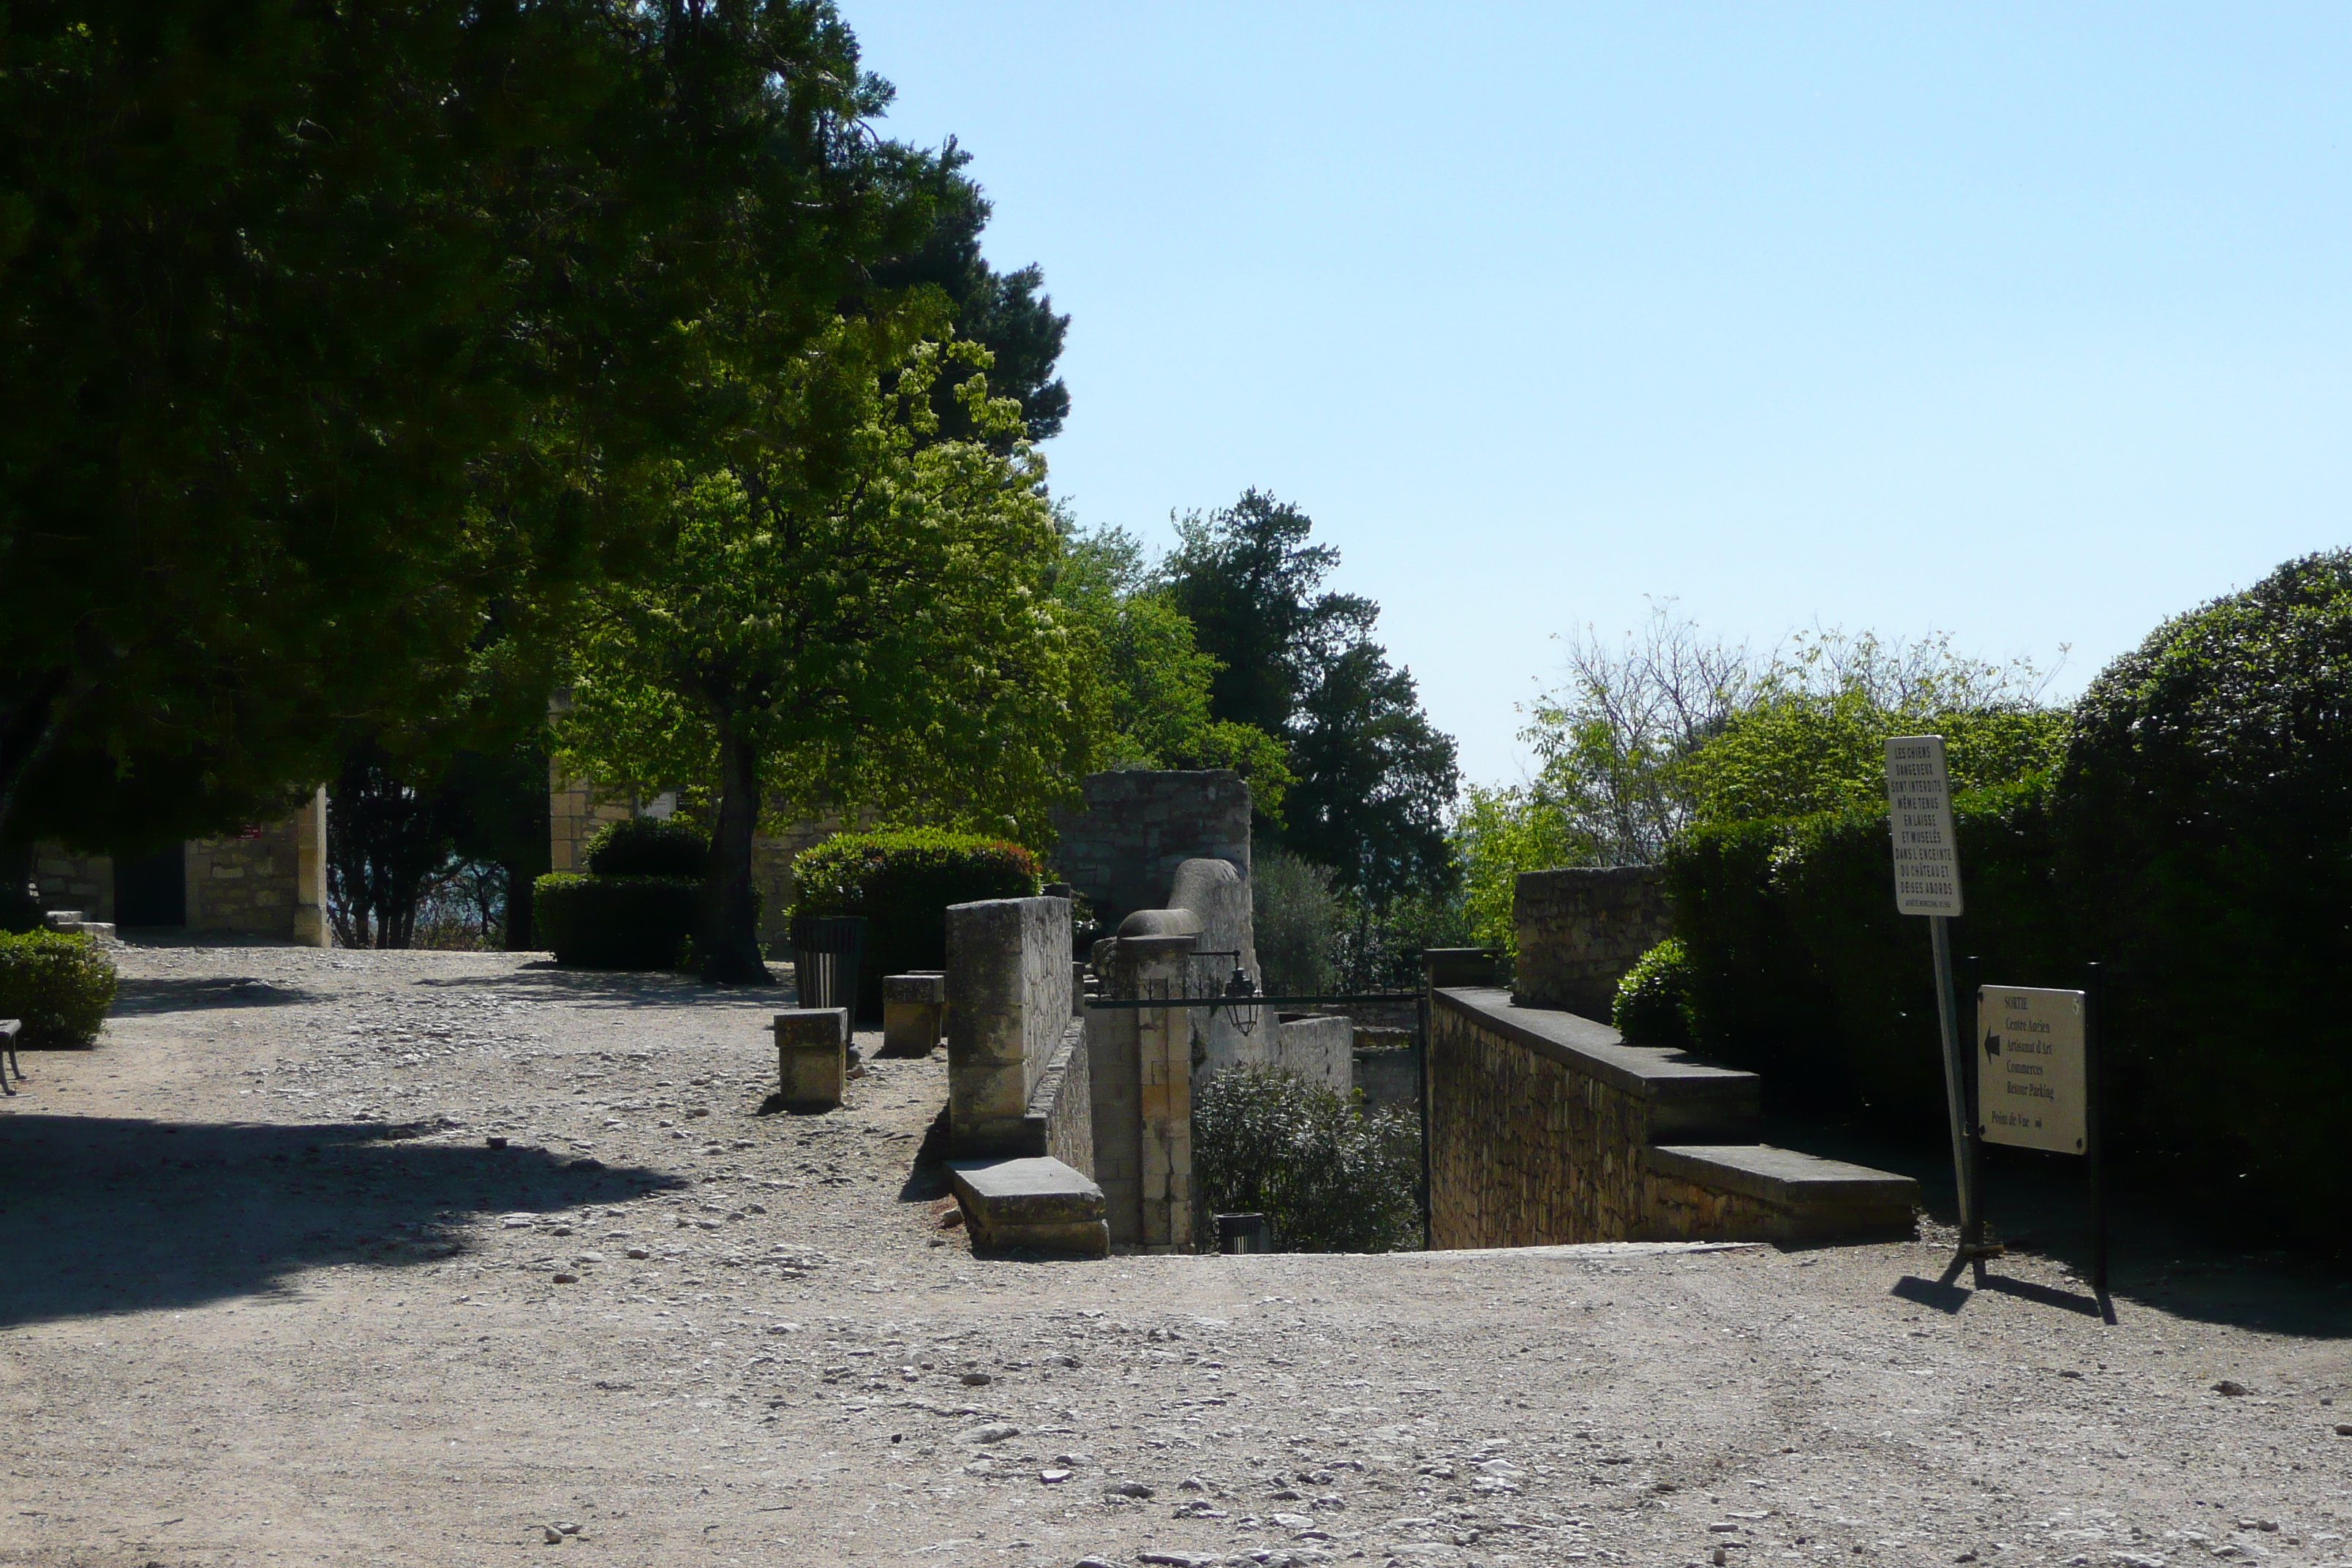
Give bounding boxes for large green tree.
[557,334,1093,983]
[1156,491,1458,902]
[0,0,950,904]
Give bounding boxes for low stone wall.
[1513,866,1673,1019]
[1428,987,1760,1248]
[945,896,1074,1156]
[1025,1019,1093,1177]
[1352,1043,1421,1116]
[31,849,113,923]
[1270,1013,1352,1096]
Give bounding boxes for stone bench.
[1642,1145,1920,1242]
[947,1156,1108,1258]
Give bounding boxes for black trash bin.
[1217,1212,1271,1254]
[789,915,869,1015]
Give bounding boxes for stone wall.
[30,789,325,943]
[1085,942,1196,1254]
[945,896,1074,1156]
[1028,1019,1094,1177]
[31,849,113,922]
[1270,1013,1352,1096]
[1512,866,1673,1019]
[1049,770,1252,930]
[1352,1041,1421,1117]
[1427,987,1760,1249]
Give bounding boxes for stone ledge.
[1643,1144,1919,1239]
[948,1156,1109,1259]
[1433,986,1760,1129]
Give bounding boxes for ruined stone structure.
[1049,769,1252,930]
[30,789,328,944]
[1512,865,1674,1019]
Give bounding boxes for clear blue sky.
[843,3,2352,786]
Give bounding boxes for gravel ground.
[1,943,2348,1568]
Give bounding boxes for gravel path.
[1,944,2348,1568]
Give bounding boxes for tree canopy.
[0,0,956,872]
[1156,491,1458,904]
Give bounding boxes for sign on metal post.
[1885,736,1963,916]
[1883,735,1978,1257]
[1973,974,2110,1314]
[1977,986,2087,1154]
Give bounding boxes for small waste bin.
[790,915,868,1015]
[1217,1212,1270,1254]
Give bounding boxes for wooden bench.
[0,1019,20,1096]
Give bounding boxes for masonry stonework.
[1512,866,1675,1019]
[1049,770,1252,930]
[945,897,1074,1156]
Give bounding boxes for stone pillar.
[881,972,947,1058]
[1087,921,1200,1254]
[292,786,328,947]
[774,1009,848,1107]
[945,896,1074,1155]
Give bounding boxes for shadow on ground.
[108,976,330,1016]
[1763,1108,2352,1338]
[0,1115,683,1327]
[407,965,798,1012]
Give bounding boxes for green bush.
[584,816,709,878]
[1251,848,1342,995]
[0,929,118,1044]
[1192,1065,1420,1253]
[2048,550,2352,1242]
[532,874,701,970]
[1612,937,1695,1046]
[793,827,1041,1014]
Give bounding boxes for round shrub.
[0,929,118,1044]
[2055,549,2352,1240]
[532,874,700,970]
[1612,937,1694,1047]
[792,828,1041,1014]
[1191,1065,1420,1253]
[584,816,709,879]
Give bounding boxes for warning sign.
[1884,736,1964,917]
[1976,985,2088,1154]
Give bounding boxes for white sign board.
[1976,985,2088,1154]
[1884,735,1964,916]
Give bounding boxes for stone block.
[774,1008,848,1107]
[881,971,947,1058]
[1272,1012,1352,1096]
[946,897,1073,1154]
[1640,1145,1918,1241]
[949,1156,1109,1257]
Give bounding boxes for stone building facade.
[30,788,329,943]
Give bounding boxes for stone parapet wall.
[945,896,1074,1156]
[1049,770,1252,930]
[1427,987,1760,1248]
[1023,1019,1094,1177]
[1513,866,1673,1019]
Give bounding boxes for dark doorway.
[115,845,185,927]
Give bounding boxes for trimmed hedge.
[1663,551,2352,1250]
[584,816,708,878]
[533,874,700,970]
[792,828,1041,1016]
[0,929,118,1044]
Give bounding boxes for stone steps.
[1641,1144,1920,1242]
[947,1156,1108,1259]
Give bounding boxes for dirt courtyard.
[1,943,2348,1568]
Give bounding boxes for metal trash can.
[789,915,868,1014]
[1217,1212,1270,1254]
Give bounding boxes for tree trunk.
[701,724,771,985]
[502,860,537,950]
[0,838,42,933]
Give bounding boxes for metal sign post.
[1883,736,1980,1258]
